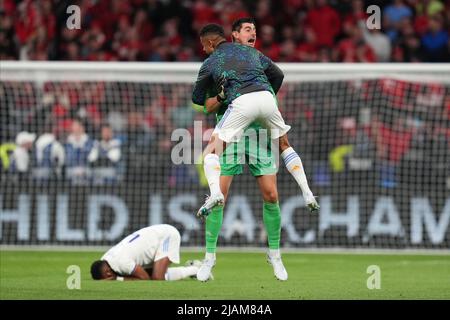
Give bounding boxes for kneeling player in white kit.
[90,224,207,281]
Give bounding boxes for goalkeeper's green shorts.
[220,136,277,177]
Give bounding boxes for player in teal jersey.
[192,19,317,282]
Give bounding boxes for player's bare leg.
[256,174,288,281]
[256,174,278,203]
[278,134,319,212]
[197,134,227,218]
[219,175,233,202]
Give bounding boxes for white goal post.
[2,61,450,82]
[0,61,449,249]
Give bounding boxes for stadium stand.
[0,0,449,63]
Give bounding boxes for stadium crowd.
[0,78,448,189]
[0,0,449,62]
[0,0,449,189]
[0,80,192,186]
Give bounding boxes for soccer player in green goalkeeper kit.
[192,18,319,282]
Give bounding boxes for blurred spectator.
[1,0,449,63]
[421,15,449,62]
[311,95,341,186]
[334,27,376,62]
[393,22,423,62]
[373,115,415,188]
[329,118,357,174]
[305,0,340,48]
[383,0,413,42]
[384,0,413,24]
[10,131,36,180]
[375,116,414,165]
[255,25,281,61]
[80,22,112,61]
[107,111,128,135]
[218,0,249,33]
[192,0,219,33]
[64,119,94,185]
[343,0,368,27]
[32,130,65,183]
[124,111,155,182]
[297,28,319,62]
[1,0,450,194]
[2,76,448,192]
[429,120,450,189]
[0,142,15,178]
[348,125,376,171]
[317,47,332,62]
[88,124,123,185]
[359,21,392,62]
[254,0,276,27]
[61,42,81,61]
[0,13,16,59]
[415,0,445,17]
[279,39,298,62]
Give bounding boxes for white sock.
[205,252,216,261]
[203,154,222,196]
[165,266,198,281]
[281,147,313,197]
[269,249,280,258]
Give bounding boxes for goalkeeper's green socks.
[205,206,223,254]
[205,201,280,253]
[263,201,281,250]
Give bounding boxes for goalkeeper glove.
[216,75,226,102]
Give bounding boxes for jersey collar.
[216,40,227,49]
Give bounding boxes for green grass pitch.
[1,250,449,300]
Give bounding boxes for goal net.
[1,62,449,249]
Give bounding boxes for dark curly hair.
[90,260,107,280]
[199,24,225,38]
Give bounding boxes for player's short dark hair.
[90,260,106,280]
[232,17,256,32]
[199,24,225,38]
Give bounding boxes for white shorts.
[154,225,181,264]
[214,91,291,143]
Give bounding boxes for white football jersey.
[101,224,180,275]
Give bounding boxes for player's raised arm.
[204,76,226,113]
[150,257,172,280]
[191,88,222,114]
[204,97,222,113]
[192,61,213,106]
[114,264,160,281]
[259,53,284,94]
[129,264,151,280]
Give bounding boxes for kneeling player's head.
[232,18,256,47]
[90,260,115,280]
[199,23,226,55]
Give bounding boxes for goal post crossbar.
[2,61,449,83]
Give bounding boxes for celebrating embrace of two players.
[89,18,319,283]
[191,18,319,282]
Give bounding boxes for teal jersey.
[192,42,284,106]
